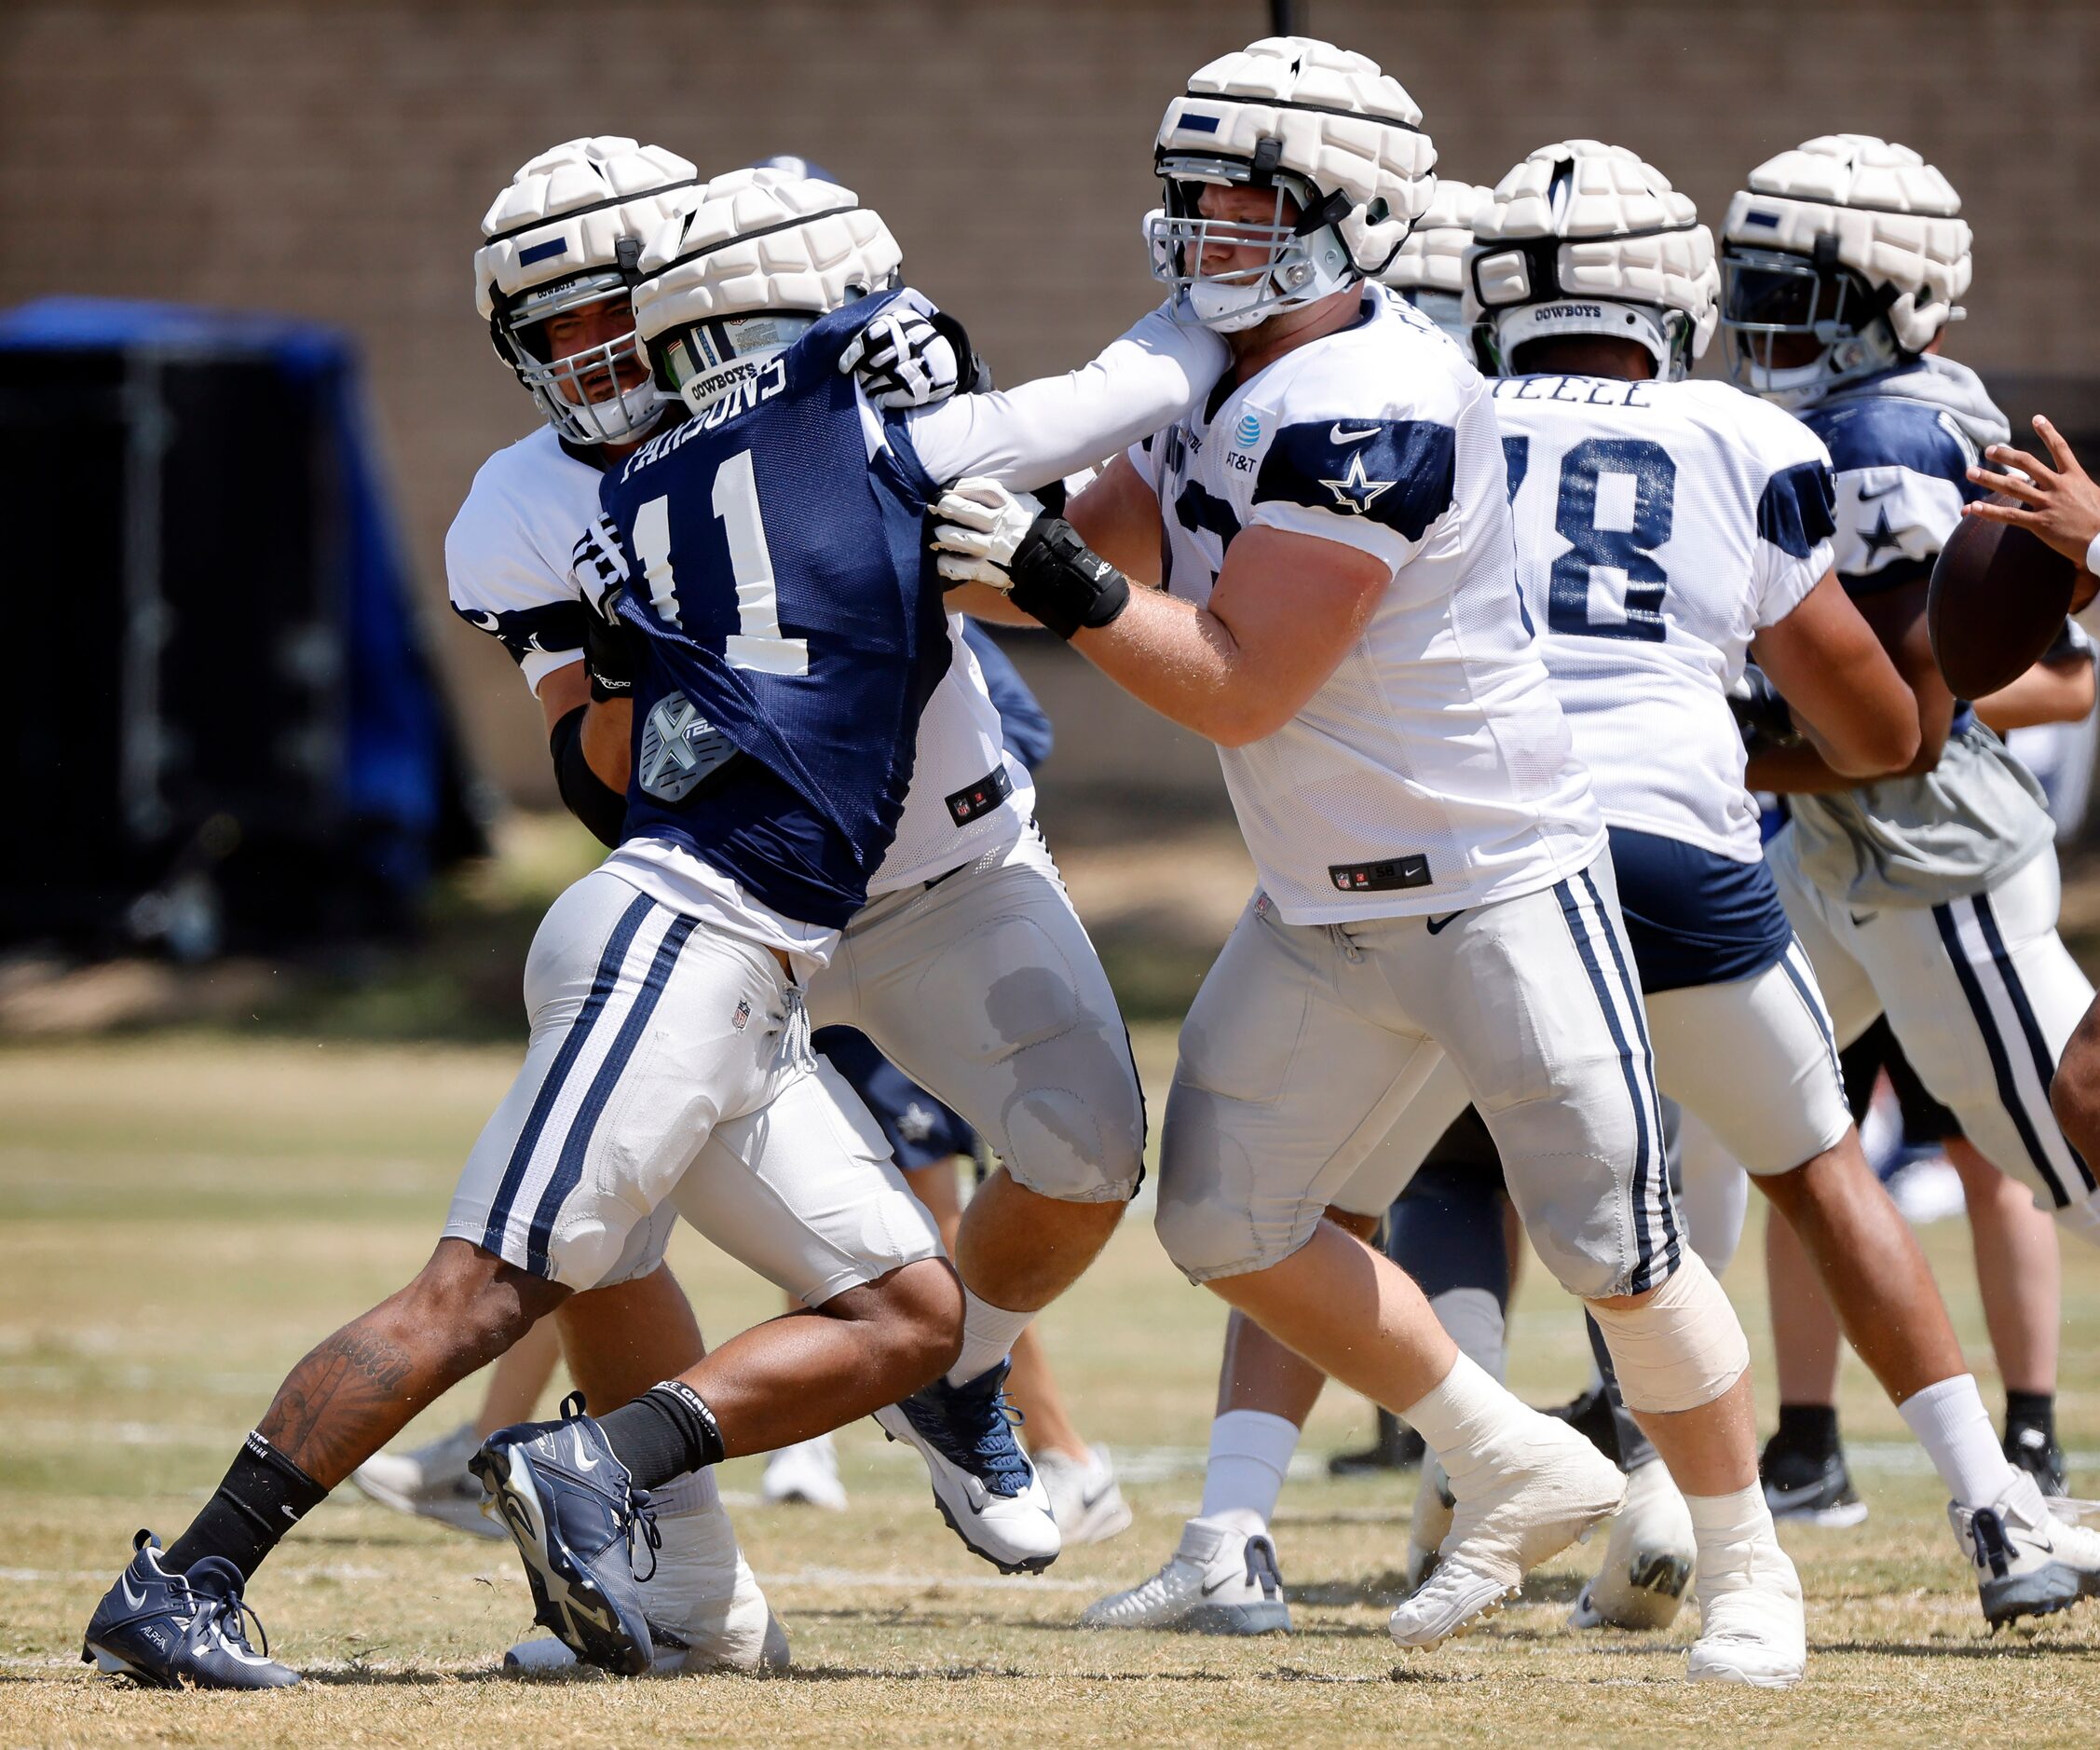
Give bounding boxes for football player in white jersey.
[936,37,1802,1684]
[1721,137,2100,1601]
[1469,139,2100,1633]
[79,168,1229,1691]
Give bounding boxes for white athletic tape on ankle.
[1587,1251,1749,1415]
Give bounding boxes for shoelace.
[914,1373,1032,1496]
[625,1489,663,1585]
[197,1584,274,1662]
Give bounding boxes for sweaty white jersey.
[445,426,1032,897]
[1493,376,1836,862]
[1130,290,1602,922]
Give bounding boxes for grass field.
[6,1032,2100,1748]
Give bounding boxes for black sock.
[597,1382,726,1491]
[2006,1389,2055,1439]
[164,1431,329,1579]
[1774,1402,1841,1459]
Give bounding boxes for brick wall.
[4,1,2093,803]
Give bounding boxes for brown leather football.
[1928,497,2079,699]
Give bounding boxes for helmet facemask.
[1147,145,1362,334]
[493,263,665,446]
[1721,238,1902,406]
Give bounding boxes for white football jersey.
[1131,290,1602,922]
[1493,376,1836,861]
[445,425,1031,897]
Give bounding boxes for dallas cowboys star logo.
[1861,503,1906,566]
[1320,448,1396,516]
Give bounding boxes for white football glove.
[571,512,631,622]
[839,306,960,409]
[931,476,1046,590]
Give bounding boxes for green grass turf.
[4,1033,2099,1746]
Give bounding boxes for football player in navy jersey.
[79,171,1223,1688]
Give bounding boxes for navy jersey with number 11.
[598,291,950,929]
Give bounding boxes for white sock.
[1899,1374,2018,1508]
[648,1467,722,1518]
[1197,1410,1301,1538]
[948,1290,1036,1388]
[1398,1352,1533,1495]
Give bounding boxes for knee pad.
[1585,1251,1749,1415]
[1001,1082,1142,1203]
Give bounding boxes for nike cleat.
[874,1360,1060,1574]
[1570,1456,1697,1632]
[471,1393,659,1676]
[82,1531,298,1689]
[1388,1414,1625,1651]
[1036,1444,1134,1546]
[1760,1436,1867,1528]
[1953,1471,2100,1628]
[760,1433,849,1511]
[506,1494,788,1675]
[349,1420,505,1540]
[1081,1516,1289,1634]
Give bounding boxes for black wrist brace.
[1006,514,1131,640]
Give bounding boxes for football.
[1928,496,2080,698]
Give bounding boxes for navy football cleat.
[874,1360,1060,1574]
[471,1392,660,1676]
[81,1531,298,1689]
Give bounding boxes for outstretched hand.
[1966,416,2100,599]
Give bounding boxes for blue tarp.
[0,296,476,897]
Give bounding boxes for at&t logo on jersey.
[1234,411,1262,446]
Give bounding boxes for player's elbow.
[1206,697,1291,748]
[1846,712,1923,780]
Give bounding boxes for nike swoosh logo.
[120,1574,146,1610]
[1199,1574,1237,1597]
[1330,423,1381,444]
[1857,481,1902,502]
[1425,911,1465,935]
[1765,1480,1838,1510]
[568,1429,599,1473]
[280,1505,302,1522]
[1848,910,1877,927]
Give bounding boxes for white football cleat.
[873,1361,1060,1574]
[349,1421,504,1540]
[1401,1456,1453,1596]
[1081,1516,1289,1634]
[761,1435,848,1511]
[1035,1445,1134,1546]
[1685,1524,1806,1687]
[504,1497,788,1675]
[1570,1457,1697,1631]
[1388,1414,1625,1651]
[1952,1470,2100,1628]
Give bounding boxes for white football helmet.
[632,171,903,417]
[1147,35,1438,332]
[1379,177,1489,343]
[1721,134,1971,405]
[1464,141,1717,381]
[475,137,702,445]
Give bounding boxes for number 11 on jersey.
[630,448,811,677]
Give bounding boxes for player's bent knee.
[1585,1251,1749,1415]
[1323,1205,1382,1243]
[404,1239,566,1359]
[1002,1083,1145,1204]
[850,1258,966,1380]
